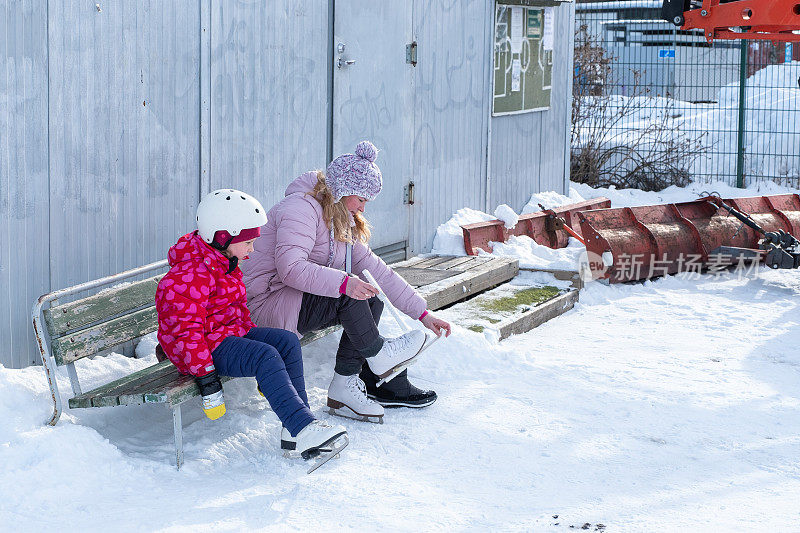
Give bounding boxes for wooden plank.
[300,325,341,346]
[73,326,345,409]
[68,360,174,408]
[44,275,163,337]
[497,290,579,339]
[411,256,456,269]
[418,258,519,310]
[388,255,430,269]
[51,307,158,365]
[141,374,236,407]
[434,256,478,271]
[146,374,198,405]
[448,255,494,272]
[394,267,459,288]
[104,365,184,407]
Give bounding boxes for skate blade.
[283,446,334,459]
[375,356,419,387]
[328,406,384,424]
[306,435,349,474]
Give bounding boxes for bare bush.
[571,25,710,191]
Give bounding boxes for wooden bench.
[32,260,337,470]
[32,255,519,470]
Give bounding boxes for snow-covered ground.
[3,181,800,531]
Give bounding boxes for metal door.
[332,1,414,252]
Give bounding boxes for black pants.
[297,292,385,376]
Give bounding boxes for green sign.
[527,9,541,38]
[493,4,553,115]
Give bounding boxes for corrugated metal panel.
[47,1,200,293]
[0,0,50,368]
[332,1,414,251]
[209,1,328,210]
[410,0,491,254]
[490,2,573,212]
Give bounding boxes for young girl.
[155,189,347,463]
[241,142,451,424]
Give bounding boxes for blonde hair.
[309,171,371,244]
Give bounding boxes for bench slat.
[44,275,163,337]
[93,364,180,407]
[68,360,174,408]
[51,307,158,365]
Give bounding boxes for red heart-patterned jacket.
[155,231,255,377]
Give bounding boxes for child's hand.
[421,313,451,337]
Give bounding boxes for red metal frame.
[578,193,800,283]
[683,0,800,42]
[460,198,610,255]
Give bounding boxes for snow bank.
[493,204,519,229]
[430,207,495,256]
[481,235,586,270]
[521,187,586,214]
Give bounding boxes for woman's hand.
[345,276,380,300]
[420,312,451,337]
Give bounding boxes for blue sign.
[658,49,676,60]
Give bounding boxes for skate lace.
[388,332,412,354]
[346,375,370,405]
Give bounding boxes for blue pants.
[211,327,314,437]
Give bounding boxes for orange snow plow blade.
[461,198,611,255]
[578,194,800,283]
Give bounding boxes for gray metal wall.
[489,1,575,213]
[409,0,492,254]
[1,0,49,369]
[410,0,575,252]
[1,0,573,369]
[208,1,329,206]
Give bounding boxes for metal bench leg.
[172,405,183,470]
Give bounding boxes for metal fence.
[573,1,800,189]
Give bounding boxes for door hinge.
[406,41,417,67]
[404,181,415,205]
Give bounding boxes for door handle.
[337,57,356,69]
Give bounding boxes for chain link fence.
[573,0,800,190]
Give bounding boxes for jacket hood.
[167,231,229,270]
[284,171,320,198]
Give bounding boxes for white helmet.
[196,189,268,244]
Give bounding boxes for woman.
[241,141,451,424]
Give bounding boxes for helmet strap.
[225,256,239,275]
[210,235,234,252]
[209,235,238,274]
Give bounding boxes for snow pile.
[521,188,586,214]
[430,207,495,256]
[481,235,586,270]
[493,204,519,229]
[571,178,800,208]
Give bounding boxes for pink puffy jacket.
[155,232,255,376]
[241,171,426,336]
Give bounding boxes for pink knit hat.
[325,141,383,202]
